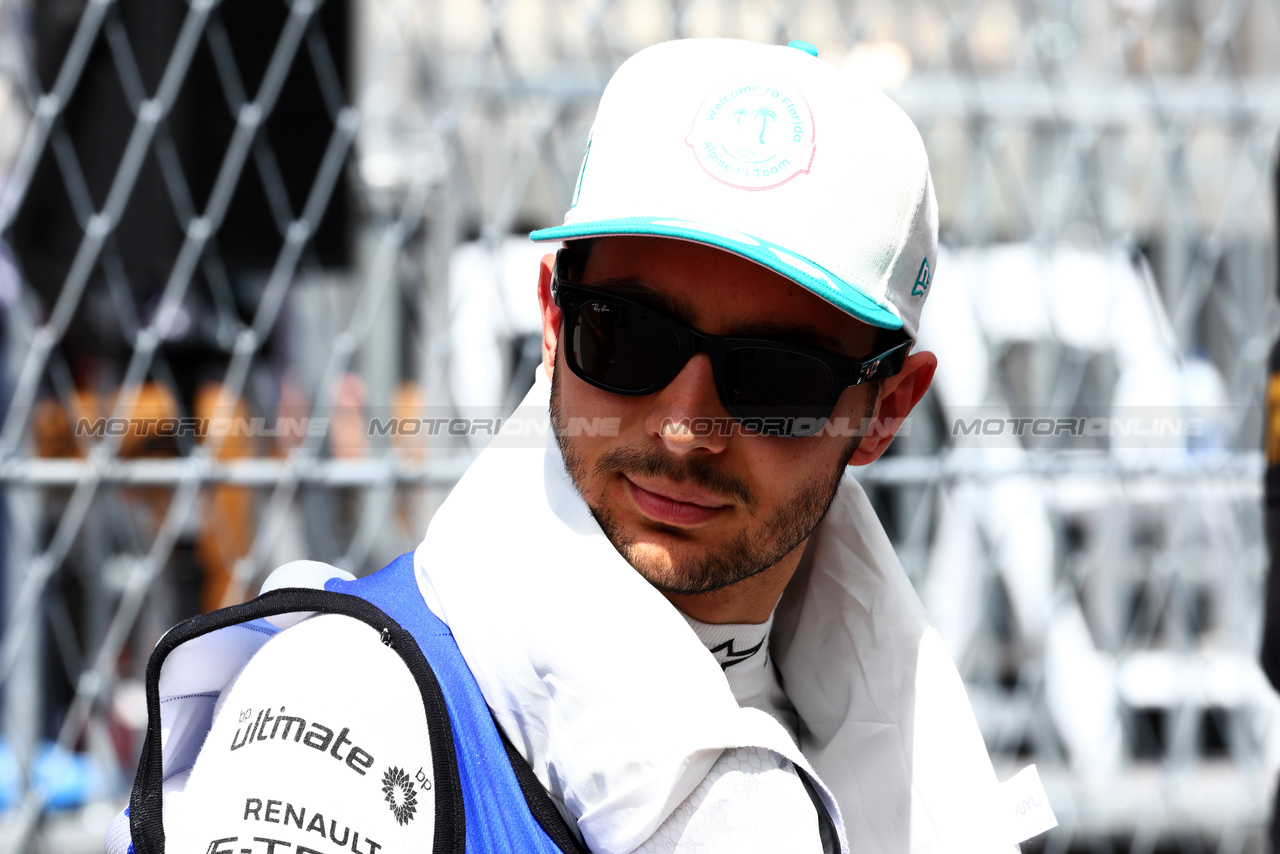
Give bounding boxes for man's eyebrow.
[583,278,852,355]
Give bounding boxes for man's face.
[545,236,883,599]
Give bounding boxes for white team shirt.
[161,615,437,853]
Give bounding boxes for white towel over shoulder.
[413,371,1023,854]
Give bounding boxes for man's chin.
[613,539,702,591]
[617,539,760,597]
[618,538,680,576]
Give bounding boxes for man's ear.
[537,253,560,379]
[848,350,937,465]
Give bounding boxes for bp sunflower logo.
[381,766,418,825]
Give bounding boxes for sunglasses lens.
[561,286,847,436]
[571,298,682,392]
[723,347,833,426]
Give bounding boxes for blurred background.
[0,0,1277,850]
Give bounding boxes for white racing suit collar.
[414,371,1015,854]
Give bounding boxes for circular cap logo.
[686,76,815,190]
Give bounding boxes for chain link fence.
[0,0,1277,850]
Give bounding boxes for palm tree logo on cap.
[686,76,815,191]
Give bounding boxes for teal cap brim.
[530,216,903,331]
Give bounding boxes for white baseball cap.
[530,38,938,338]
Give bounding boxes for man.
[116,38,1045,854]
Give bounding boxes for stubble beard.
[550,368,870,595]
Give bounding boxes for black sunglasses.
[553,278,910,438]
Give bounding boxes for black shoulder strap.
[797,767,840,854]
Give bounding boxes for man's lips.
[624,475,729,526]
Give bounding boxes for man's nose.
[643,354,731,455]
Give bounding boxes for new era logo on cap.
[532,38,938,339]
[913,257,932,296]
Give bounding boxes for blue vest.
[128,552,584,854]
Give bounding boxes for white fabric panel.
[413,370,1024,854]
[633,748,824,854]
[165,615,436,853]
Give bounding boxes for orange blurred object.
[33,383,182,459]
[193,382,254,611]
